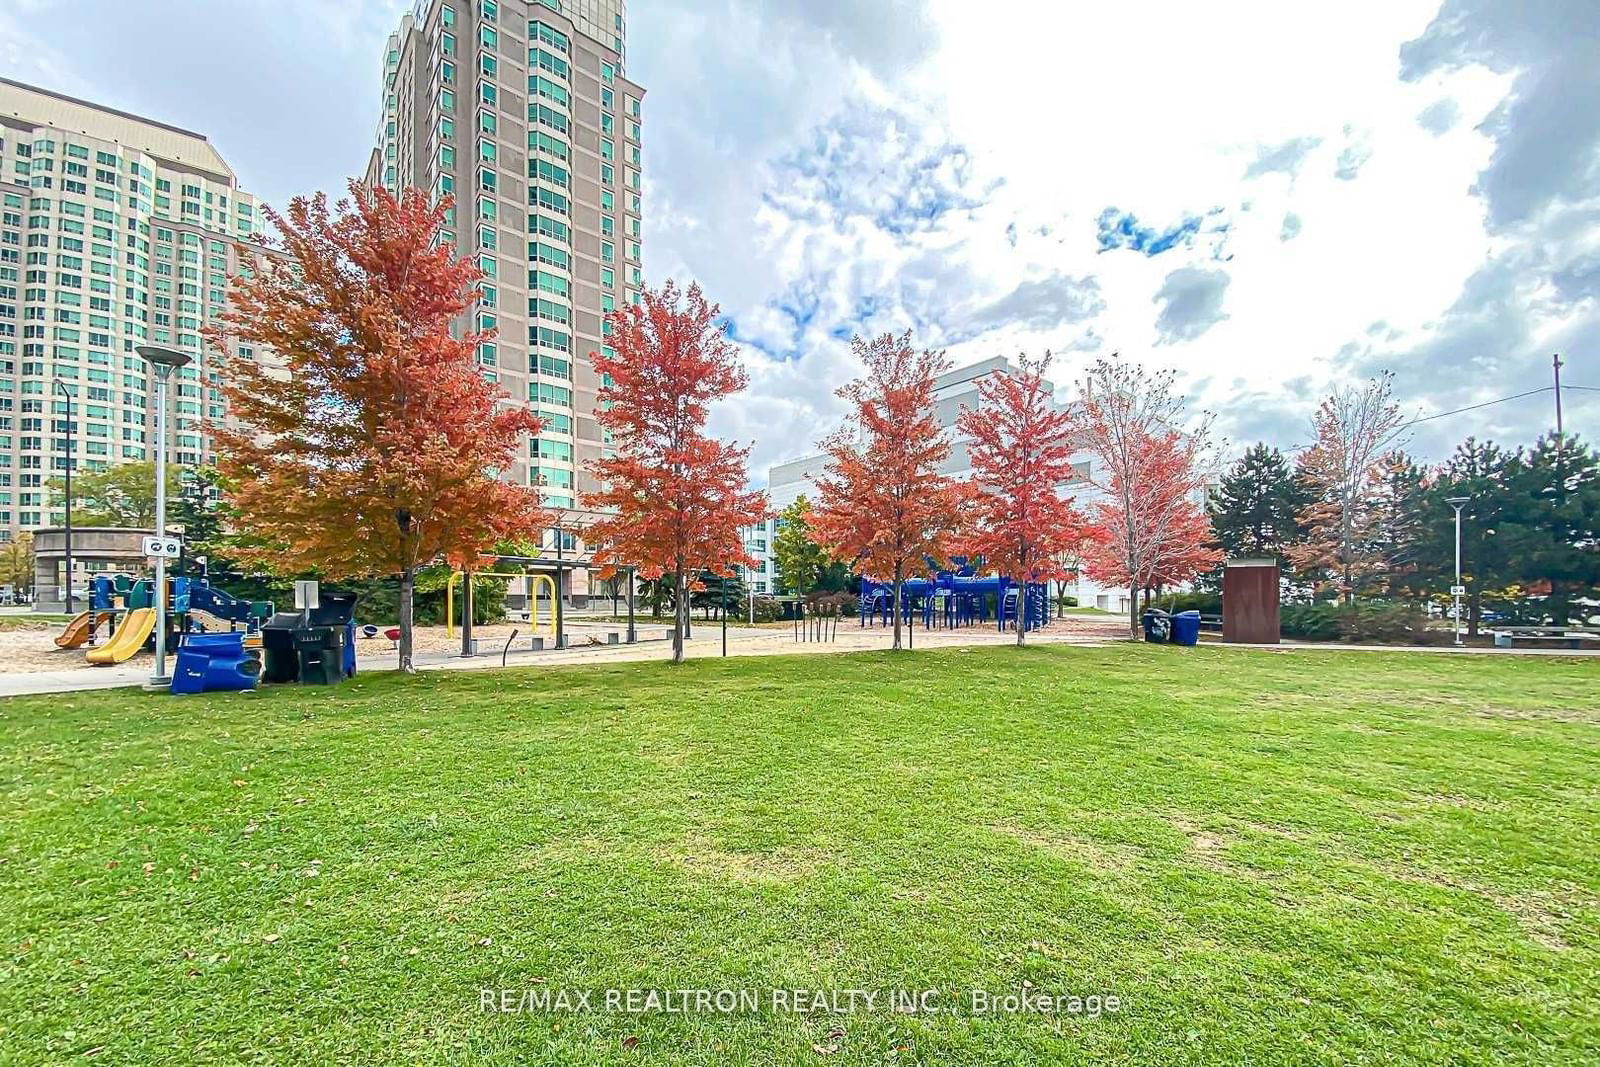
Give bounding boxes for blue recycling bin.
[171,632,261,694]
[1169,610,1202,646]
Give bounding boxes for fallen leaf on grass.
[263,933,281,944]
[621,1035,640,1051]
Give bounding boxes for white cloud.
[9,0,1592,477]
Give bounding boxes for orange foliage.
[205,183,548,669]
[582,281,767,662]
[811,332,965,649]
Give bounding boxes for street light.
[52,378,73,615]
[1446,496,1470,647]
[136,344,193,686]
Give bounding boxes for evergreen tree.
[691,568,748,619]
[1367,452,1430,599]
[1208,443,1305,559]
[1418,438,1518,635]
[1500,434,1600,625]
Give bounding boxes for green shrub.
[1056,594,1079,608]
[1337,601,1429,644]
[1155,591,1222,615]
[749,596,787,623]
[1278,601,1430,643]
[1281,603,1341,640]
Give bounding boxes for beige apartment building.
[366,0,644,548]
[0,78,267,543]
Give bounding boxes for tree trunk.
[671,565,687,663]
[1016,579,1027,648]
[398,566,416,673]
[891,560,904,651]
[1468,586,1482,638]
[1128,582,1139,638]
[459,568,473,658]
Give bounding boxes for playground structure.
[445,567,559,643]
[55,573,274,667]
[858,562,1052,635]
[446,555,644,655]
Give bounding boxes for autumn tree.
[1288,374,1409,603]
[0,532,33,596]
[811,332,965,650]
[1070,360,1219,636]
[771,496,830,596]
[206,183,548,671]
[582,281,768,663]
[956,352,1084,646]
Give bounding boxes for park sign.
[142,535,183,560]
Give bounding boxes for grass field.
[1,646,1596,1064]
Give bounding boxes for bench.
[1490,627,1600,650]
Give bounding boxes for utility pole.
[1446,497,1469,647]
[1553,353,1564,441]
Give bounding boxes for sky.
[3,0,1596,480]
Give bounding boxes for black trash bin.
[295,625,345,684]
[1142,608,1171,643]
[261,611,307,683]
[259,592,360,685]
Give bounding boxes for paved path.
[0,665,149,698]
[1213,640,1600,657]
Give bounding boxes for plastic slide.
[86,607,157,665]
[54,610,95,649]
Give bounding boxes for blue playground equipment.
[859,559,1053,635]
[171,631,262,695]
[80,573,274,685]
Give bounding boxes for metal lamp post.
[136,344,192,685]
[1446,496,1470,647]
[52,378,73,615]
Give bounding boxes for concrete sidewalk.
[0,665,149,698]
[1204,639,1600,657]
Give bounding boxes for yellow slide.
[86,608,157,665]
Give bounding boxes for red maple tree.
[582,281,767,663]
[811,332,965,650]
[206,183,548,671]
[1080,429,1220,604]
[1071,360,1219,635]
[956,352,1085,645]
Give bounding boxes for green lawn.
[1,646,1596,1065]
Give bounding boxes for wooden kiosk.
[1223,558,1280,644]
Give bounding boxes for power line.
[1403,386,1554,427]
